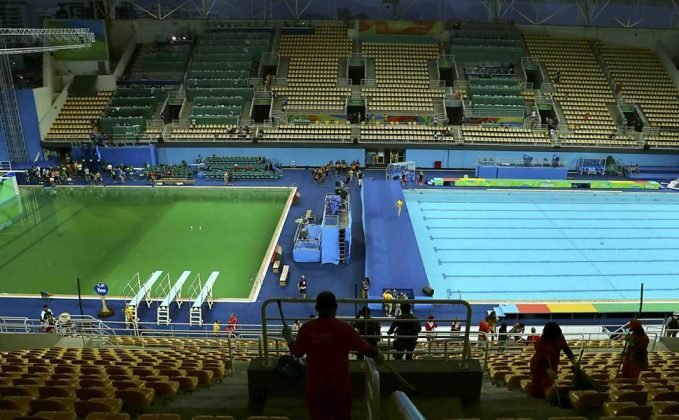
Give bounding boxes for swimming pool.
[404,189,679,302]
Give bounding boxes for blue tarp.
[321,226,340,265]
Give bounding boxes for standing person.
[213,320,221,337]
[418,170,424,186]
[357,169,363,187]
[352,306,381,359]
[387,302,421,360]
[291,319,302,339]
[529,322,576,398]
[394,291,407,317]
[511,322,526,342]
[396,199,404,217]
[361,277,370,300]
[450,316,462,335]
[478,316,491,342]
[665,313,679,337]
[554,70,561,84]
[621,319,649,379]
[283,291,381,420]
[298,275,308,299]
[40,305,53,323]
[425,315,438,342]
[487,311,498,340]
[225,313,238,338]
[382,289,394,317]
[526,327,539,345]
[498,323,509,349]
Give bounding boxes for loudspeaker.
[422,285,434,297]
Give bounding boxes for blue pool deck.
[405,189,679,302]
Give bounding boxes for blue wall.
[16,89,43,162]
[406,149,679,170]
[157,147,366,167]
[72,145,158,167]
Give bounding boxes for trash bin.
[434,161,442,169]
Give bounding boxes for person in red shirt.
[225,313,238,337]
[284,291,381,420]
[529,322,576,398]
[621,319,649,379]
[525,327,539,346]
[478,316,491,342]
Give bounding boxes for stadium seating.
[260,122,351,142]
[0,347,228,416]
[187,31,270,126]
[523,34,637,148]
[362,42,444,113]
[44,90,113,142]
[598,45,679,148]
[273,23,351,112]
[489,344,679,419]
[170,126,252,141]
[127,43,192,82]
[360,122,441,142]
[462,126,551,145]
[201,156,281,181]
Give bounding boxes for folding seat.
[29,398,72,414]
[38,387,76,399]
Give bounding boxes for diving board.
[156,271,191,325]
[189,271,220,326]
[123,271,163,323]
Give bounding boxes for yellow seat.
[569,390,610,411]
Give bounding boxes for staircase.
[365,58,376,80]
[339,228,347,264]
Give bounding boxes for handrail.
[260,298,474,365]
[389,391,426,420]
[364,358,380,420]
[0,317,31,333]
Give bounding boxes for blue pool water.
[404,189,679,302]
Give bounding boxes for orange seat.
[84,413,131,420]
[604,401,653,420]
[115,388,155,410]
[74,399,122,418]
[32,411,78,420]
[569,390,610,411]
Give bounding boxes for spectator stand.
[156,271,191,325]
[188,271,220,326]
[577,157,607,175]
[199,156,281,181]
[123,271,164,322]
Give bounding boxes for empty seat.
[569,390,610,411]
[32,411,78,420]
[604,401,653,420]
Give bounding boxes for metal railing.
[259,298,473,364]
[336,78,351,88]
[0,317,32,333]
[361,79,377,88]
[272,77,287,87]
[429,80,446,89]
[364,358,381,420]
[389,391,426,420]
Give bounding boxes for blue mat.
[362,179,429,299]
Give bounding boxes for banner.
[44,20,108,61]
[358,20,443,36]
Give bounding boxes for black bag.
[273,355,305,383]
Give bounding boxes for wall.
[96,75,117,91]
[72,145,157,167]
[157,146,366,167]
[37,80,72,139]
[656,44,679,89]
[15,89,43,162]
[406,149,679,170]
[113,32,138,79]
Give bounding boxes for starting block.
[273,260,281,273]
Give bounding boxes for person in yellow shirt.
[382,289,395,317]
[396,199,404,217]
[124,304,134,329]
[213,320,221,337]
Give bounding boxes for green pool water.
[0,187,290,298]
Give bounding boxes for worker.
[621,319,649,379]
[529,322,576,398]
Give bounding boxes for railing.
[272,77,287,87]
[247,77,263,88]
[361,79,377,88]
[389,391,426,420]
[254,90,273,98]
[364,358,381,420]
[259,298,473,365]
[336,78,352,88]
[0,317,32,333]
[476,156,568,168]
[429,80,445,89]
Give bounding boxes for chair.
[115,388,155,412]
[0,410,25,420]
[29,399,71,413]
[569,390,610,411]
[138,415,181,420]
[32,411,78,420]
[604,401,653,420]
[84,414,131,420]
